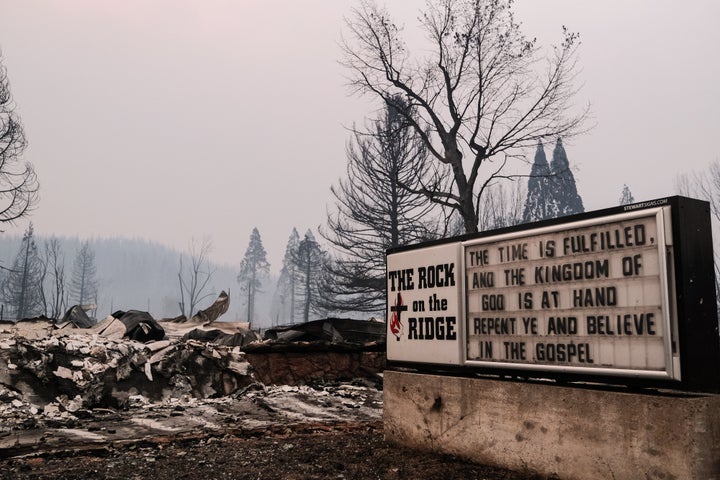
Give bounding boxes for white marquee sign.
[387,204,684,381]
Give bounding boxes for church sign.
[386,197,720,392]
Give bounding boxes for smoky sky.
[0,0,718,269]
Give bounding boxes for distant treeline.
[0,235,277,326]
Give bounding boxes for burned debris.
[0,315,385,408]
[0,332,252,410]
[0,291,387,460]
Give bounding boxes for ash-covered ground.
[1,381,534,480]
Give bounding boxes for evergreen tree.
[292,230,327,323]
[550,138,584,216]
[69,240,99,310]
[619,184,635,205]
[321,96,445,313]
[272,228,300,325]
[237,227,269,328]
[523,138,584,222]
[522,142,558,222]
[1,223,44,319]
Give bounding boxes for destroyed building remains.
[0,291,386,459]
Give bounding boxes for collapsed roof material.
[192,290,230,324]
[181,327,259,346]
[110,310,165,342]
[163,291,230,324]
[263,318,386,345]
[62,305,95,329]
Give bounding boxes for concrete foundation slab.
[384,370,720,479]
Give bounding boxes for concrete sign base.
[384,371,720,479]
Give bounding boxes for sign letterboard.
[464,207,677,379]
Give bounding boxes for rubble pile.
[0,303,388,459]
[0,384,43,432]
[0,333,254,410]
[0,317,386,417]
[0,313,387,411]
[0,384,114,434]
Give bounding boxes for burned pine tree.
[0,50,39,224]
[1,223,44,320]
[321,97,445,314]
[237,227,269,328]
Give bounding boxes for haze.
[0,0,718,269]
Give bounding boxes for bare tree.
[676,161,720,224]
[446,178,526,235]
[676,161,720,304]
[343,0,588,233]
[42,237,66,319]
[478,180,526,230]
[178,238,215,319]
[0,50,39,224]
